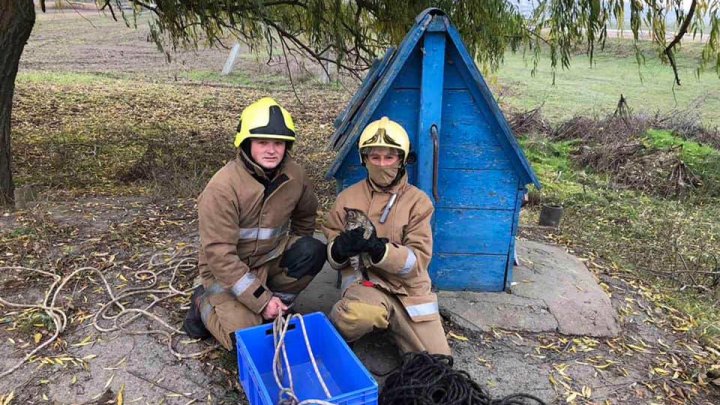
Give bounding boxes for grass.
[494,39,720,128]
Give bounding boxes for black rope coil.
[379,352,547,405]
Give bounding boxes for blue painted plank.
[374,89,421,139]
[444,26,541,189]
[441,143,512,170]
[442,52,467,90]
[441,90,501,146]
[393,50,421,89]
[337,165,365,189]
[434,208,513,255]
[439,90,513,170]
[436,169,519,209]
[430,254,507,291]
[504,187,527,290]
[417,31,446,202]
[426,14,448,32]
[392,37,465,90]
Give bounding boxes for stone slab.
[439,239,620,337]
[439,290,558,333]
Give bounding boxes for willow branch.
[664,0,697,86]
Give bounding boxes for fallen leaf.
[117,384,124,405]
[448,332,468,342]
[1,391,15,405]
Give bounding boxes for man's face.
[365,147,400,167]
[250,139,286,169]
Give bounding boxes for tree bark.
[0,0,35,206]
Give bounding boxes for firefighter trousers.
[330,283,451,355]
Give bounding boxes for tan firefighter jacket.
[197,154,318,314]
[322,173,439,322]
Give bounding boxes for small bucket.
[539,204,564,227]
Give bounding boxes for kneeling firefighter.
[322,117,451,355]
[183,97,326,350]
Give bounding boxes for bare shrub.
[575,142,703,197]
[508,107,552,136]
[651,100,720,150]
[552,115,650,143]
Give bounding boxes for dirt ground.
[1,8,719,405]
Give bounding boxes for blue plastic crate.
[235,312,378,405]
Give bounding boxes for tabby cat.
[343,207,375,282]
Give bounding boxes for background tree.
[1,0,718,205]
[1,0,35,205]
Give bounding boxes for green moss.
[644,129,720,195]
[645,129,719,163]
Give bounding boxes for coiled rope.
[380,352,547,405]
[0,247,218,379]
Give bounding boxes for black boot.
[183,285,211,339]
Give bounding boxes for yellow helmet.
[234,97,296,148]
[358,117,411,164]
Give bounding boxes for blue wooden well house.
[326,8,541,292]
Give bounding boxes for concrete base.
[439,240,620,337]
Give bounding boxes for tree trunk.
[0,0,35,206]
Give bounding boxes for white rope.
[0,247,218,379]
[271,311,335,405]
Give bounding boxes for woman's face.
[365,147,400,167]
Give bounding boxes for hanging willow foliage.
[91,0,719,83]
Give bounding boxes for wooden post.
[319,51,333,84]
[416,17,446,201]
[221,43,241,75]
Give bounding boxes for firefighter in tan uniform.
[322,117,451,355]
[183,97,326,350]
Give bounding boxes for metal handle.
[430,125,440,201]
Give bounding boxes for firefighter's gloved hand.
[331,228,368,263]
[367,232,388,263]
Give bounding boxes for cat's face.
[343,207,367,230]
[344,207,362,221]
